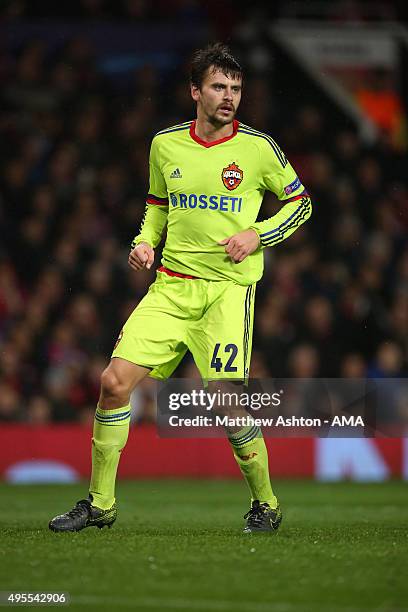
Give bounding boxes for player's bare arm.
[128,241,154,271]
[219,229,260,263]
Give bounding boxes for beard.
[206,105,236,128]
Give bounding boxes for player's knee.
[100,368,129,401]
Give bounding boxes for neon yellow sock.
[89,404,131,510]
[229,425,278,508]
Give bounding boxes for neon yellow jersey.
[133,119,312,285]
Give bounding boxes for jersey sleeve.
[249,136,312,248]
[131,137,169,249]
[146,136,168,205]
[258,136,305,200]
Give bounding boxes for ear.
[191,83,200,102]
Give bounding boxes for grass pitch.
[0,480,407,611]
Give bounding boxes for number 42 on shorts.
[210,343,238,372]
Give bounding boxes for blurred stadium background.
[0,0,407,484]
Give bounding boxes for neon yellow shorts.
[111,269,256,381]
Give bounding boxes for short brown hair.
[190,42,243,89]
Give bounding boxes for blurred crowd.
[1,0,406,24]
[0,25,407,425]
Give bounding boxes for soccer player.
[49,43,312,534]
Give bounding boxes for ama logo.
[222,162,243,191]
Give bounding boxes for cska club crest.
[222,162,243,191]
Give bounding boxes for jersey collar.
[189,119,239,148]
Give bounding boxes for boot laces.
[67,500,92,519]
[244,500,269,526]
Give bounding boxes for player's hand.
[218,229,260,263]
[128,242,154,271]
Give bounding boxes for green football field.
[1,480,407,611]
